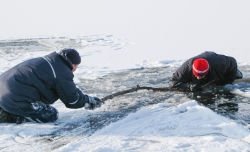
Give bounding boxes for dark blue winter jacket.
[0,52,89,116]
[171,51,239,88]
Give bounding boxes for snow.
[0,0,250,151]
[55,101,250,152]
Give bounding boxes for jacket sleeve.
[223,56,238,83]
[171,59,193,84]
[55,76,89,109]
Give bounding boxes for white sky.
[1,0,250,61]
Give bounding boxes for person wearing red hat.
[170,51,243,91]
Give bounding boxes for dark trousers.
[0,101,58,124]
[0,108,17,123]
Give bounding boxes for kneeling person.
[0,48,102,123]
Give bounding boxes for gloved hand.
[170,81,190,91]
[189,84,202,92]
[85,96,102,110]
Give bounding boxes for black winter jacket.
[0,52,89,116]
[171,51,239,88]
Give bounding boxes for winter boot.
[0,108,15,123]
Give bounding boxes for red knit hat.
[192,58,209,77]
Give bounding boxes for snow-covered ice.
[55,101,250,152]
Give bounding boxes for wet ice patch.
[55,101,250,152]
[225,82,250,98]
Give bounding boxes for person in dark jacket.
[0,48,102,123]
[170,51,243,91]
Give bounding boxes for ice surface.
[55,101,250,152]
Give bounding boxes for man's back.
[0,57,58,115]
